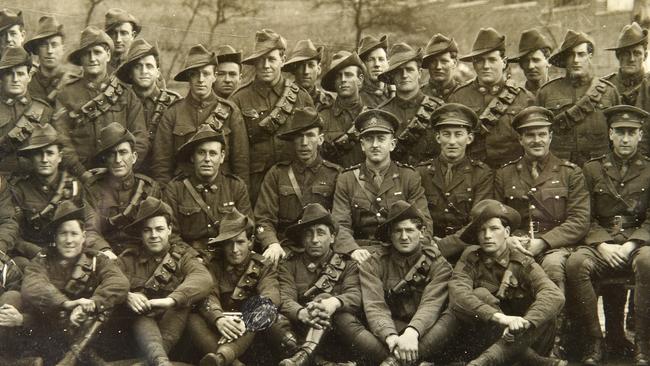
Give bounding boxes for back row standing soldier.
[104,8,140,73]
[152,44,249,183]
[358,34,394,108]
[282,39,334,112]
[319,50,366,168]
[537,29,620,167]
[24,16,78,107]
[212,45,242,99]
[116,38,182,176]
[509,29,553,96]
[449,27,533,169]
[605,22,648,106]
[378,43,444,165]
[0,47,52,176]
[0,9,25,56]
[420,33,461,101]
[230,29,314,203]
[53,26,149,182]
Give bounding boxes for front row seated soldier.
[85,123,162,255]
[566,105,650,366]
[449,200,567,366]
[10,124,112,264]
[255,107,341,266]
[277,203,361,366]
[118,197,213,366]
[0,249,34,365]
[151,44,249,184]
[21,200,130,365]
[378,42,445,166]
[115,38,182,176]
[53,26,149,182]
[357,200,454,366]
[331,109,433,263]
[164,124,252,262]
[319,50,366,169]
[0,46,52,176]
[188,209,283,366]
[416,103,493,249]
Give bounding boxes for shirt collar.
[333,96,362,116]
[480,246,510,269]
[523,152,550,170]
[302,249,332,272]
[108,172,136,190]
[395,91,425,109]
[292,156,322,174]
[253,75,285,97]
[2,93,29,106]
[362,80,387,96]
[190,173,221,192]
[428,78,457,96]
[187,90,218,108]
[475,77,506,95]
[390,245,423,267]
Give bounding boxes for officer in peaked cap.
[331,109,433,263]
[416,103,492,250]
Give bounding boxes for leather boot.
[636,338,649,366]
[200,353,227,366]
[379,355,400,366]
[279,348,312,366]
[519,348,568,366]
[550,311,566,359]
[582,337,604,366]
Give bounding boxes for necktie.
[531,161,540,180]
[373,172,383,188]
[445,163,454,186]
[620,162,628,178]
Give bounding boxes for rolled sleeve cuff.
[539,232,562,249]
[168,292,188,307]
[476,304,500,323]
[257,228,280,249]
[377,322,399,341]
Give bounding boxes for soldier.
[358,200,454,365]
[537,29,620,166]
[53,26,149,182]
[151,44,248,183]
[331,109,432,263]
[0,9,25,55]
[358,34,394,108]
[508,29,553,95]
[449,28,533,169]
[0,248,29,364]
[416,103,493,246]
[230,29,314,203]
[164,125,252,261]
[21,200,129,364]
[104,8,141,73]
[213,45,242,99]
[604,23,648,106]
[255,107,340,266]
[282,39,334,111]
[449,200,566,366]
[0,176,17,255]
[420,33,461,101]
[0,46,52,176]
[118,196,212,366]
[85,123,162,254]
[278,203,361,366]
[378,42,444,165]
[319,50,366,168]
[186,209,283,366]
[566,105,650,366]
[10,124,112,262]
[494,106,589,290]
[115,38,182,174]
[24,16,78,107]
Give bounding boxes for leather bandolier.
[301,253,348,302]
[66,76,125,126]
[393,95,444,161]
[148,90,181,141]
[252,80,300,141]
[552,79,609,133]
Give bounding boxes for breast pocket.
[351,197,374,225]
[278,185,301,221]
[310,185,334,209]
[172,124,196,152]
[177,205,206,237]
[539,187,568,220]
[544,98,573,115]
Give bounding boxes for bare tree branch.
[84,0,104,27]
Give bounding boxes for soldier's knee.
[473,287,500,308]
[0,290,21,309]
[634,247,650,281]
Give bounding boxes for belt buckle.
[613,215,623,232]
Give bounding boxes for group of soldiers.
[2,4,650,366]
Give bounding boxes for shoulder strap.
[352,168,376,205]
[256,80,300,135]
[554,78,609,130]
[29,171,78,227]
[387,254,432,297]
[287,166,304,205]
[302,253,347,299]
[205,100,232,131]
[148,90,179,139]
[395,95,443,148]
[182,179,220,225]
